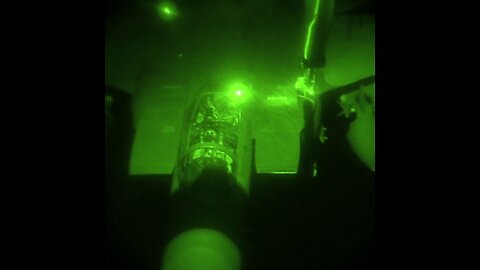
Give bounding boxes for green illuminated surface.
[324,15,375,86]
[114,4,374,175]
[266,96,296,107]
[162,229,241,270]
[129,80,188,175]
[251,85,302,173]
[130,81,302,175]
[345,84,375,171]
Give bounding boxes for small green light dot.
[163,7,171,14]
[236,90,242,96]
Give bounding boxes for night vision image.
[106,1,374,269]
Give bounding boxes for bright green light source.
[163,7,172,14]
[229,83,248,96]
[157,1,178,21]
[227,82,250,105]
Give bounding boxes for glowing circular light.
[156,1,178,21]
[227,82,251,105]
[163,7,172,15]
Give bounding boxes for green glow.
[162,229,241,270]
[157,1,178,21]
[121,1,374,176]
[229,82,247,93]
[163,7,172,14]
[266,96,296,107]
[227,82,250,104]
[304,0,321,59]
[267,96,288,101]
[295,76,315,99]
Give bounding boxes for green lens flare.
[157,1,178,21]
[228,82,250,105]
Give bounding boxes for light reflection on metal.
[172,84,253,194]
